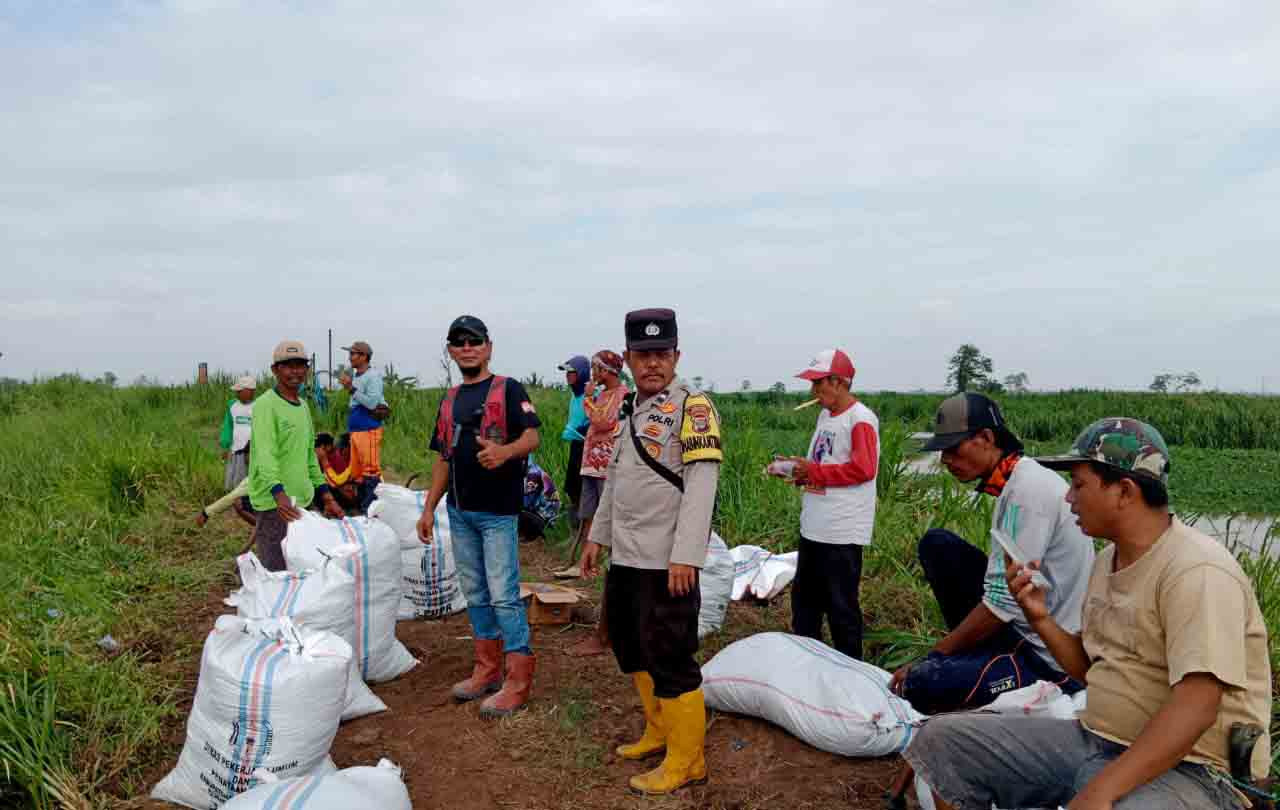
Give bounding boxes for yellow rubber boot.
[616,673,665,760]
[628,689,707,795]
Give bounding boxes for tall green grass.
[2,377,1279,806]
[0,377,252,807]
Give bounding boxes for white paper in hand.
[990,528,1052,591]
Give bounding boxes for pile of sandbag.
[230,552,387,720]
[698,533,734,638]
[370,483,468,620]
[221,758,411,810]
[282,512,418,682]
[701,632,923,757]
[151,617,349,808]
[729,545,798,601]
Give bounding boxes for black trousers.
[790,537,865,660]
[917,528,989,631]
[564,440,584,505]
[606,564,701,698]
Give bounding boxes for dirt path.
[135,541,904,810]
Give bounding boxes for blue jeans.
[448,507,531,655]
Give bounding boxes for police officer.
[580,308,722,795]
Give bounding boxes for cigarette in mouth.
[793,398,820,411]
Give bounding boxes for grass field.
[2,377,1278,807]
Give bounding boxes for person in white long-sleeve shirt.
[783,349,879,660]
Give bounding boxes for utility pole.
[328,329,334,391]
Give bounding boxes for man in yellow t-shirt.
[905,417,1270,810]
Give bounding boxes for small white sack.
[984,680,1081,721]
[370,484,468,620]
[151,616,348,809]
[282,512,418,682]
[698,533,734,638]
[701,632,923,758]
[232,552,387,721]
[221,758,411,810]
[729,545,799,601]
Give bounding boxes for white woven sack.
[701,632,923,758]
[151,616,347,809]
[698,532,734,638]
[221,758,411,810]
[369,484,467,620]
[282,513,418,682]
[231,552,387,721]
[728,545,798,600]
[368,484,430,549]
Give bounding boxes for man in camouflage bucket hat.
[904,417,1272,810]
[1039,417,1171,487]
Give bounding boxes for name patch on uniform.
[682,434,721,453]
[680,393,723,463]
[647,413,675,427]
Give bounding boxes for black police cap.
[625,308,678,351]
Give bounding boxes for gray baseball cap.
[920,393,1008,452]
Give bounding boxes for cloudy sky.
[3,1,1279,392]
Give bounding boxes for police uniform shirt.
[587,380,722,570]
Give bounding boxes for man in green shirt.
[247,340,344,570]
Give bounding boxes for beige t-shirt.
[1080,518,1272,779]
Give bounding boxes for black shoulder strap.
[626,395,684,493]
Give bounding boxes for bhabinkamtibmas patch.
[680,394,723,463]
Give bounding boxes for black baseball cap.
[920,393,1008,452]
[624,308,678,351]
[447,315,489,341]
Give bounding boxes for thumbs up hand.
[476,436,509,470]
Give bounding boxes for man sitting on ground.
[314,433,360,512]
[890,393,1094,713]
[905,417,1271,809]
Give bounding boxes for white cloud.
[1,1,1279,391]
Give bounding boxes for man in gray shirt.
[889,393,1095,714]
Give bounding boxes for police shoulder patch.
[680,392,723,463]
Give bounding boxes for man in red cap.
[781,349,879,660]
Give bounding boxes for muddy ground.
[133,540,907,810]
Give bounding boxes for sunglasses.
[448,336,486,348]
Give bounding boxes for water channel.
[905,433,1278,557]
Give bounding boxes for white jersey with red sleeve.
[799,401,879,545]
